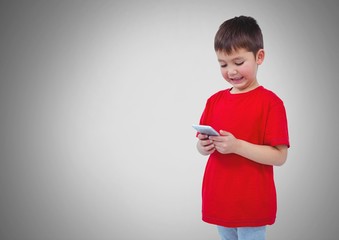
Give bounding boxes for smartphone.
[192,124,219,136]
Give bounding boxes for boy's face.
[216,48,264,93]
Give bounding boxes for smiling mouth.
[230,77,244,81]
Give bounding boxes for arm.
[210,130,288,166]
[235,140,288,166]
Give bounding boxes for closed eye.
[235,61,244,66]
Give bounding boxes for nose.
[228,68,237,77]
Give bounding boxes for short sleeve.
[195,100,210,137]
[264,99,290,148]
[199,100,210,126]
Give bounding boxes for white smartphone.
[192,124,219,136]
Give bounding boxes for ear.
[256,49,265,65]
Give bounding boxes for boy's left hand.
[209,130,239,154]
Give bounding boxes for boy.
[196,16,290,240]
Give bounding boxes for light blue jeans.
[217,226,266,240]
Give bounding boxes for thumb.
[219,130,230,136]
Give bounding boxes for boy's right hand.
[197,133,215,155]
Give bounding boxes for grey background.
[1,0,338,239]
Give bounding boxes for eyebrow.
[218,57,244,62]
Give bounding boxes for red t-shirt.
[198,86,289,227]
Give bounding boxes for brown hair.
[214,16,264,55]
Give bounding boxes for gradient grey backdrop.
[1,0,338,239]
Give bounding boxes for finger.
[198,133,209,140]
[212,140,224,147]
[209,136,224,142]
[204,143,215,152]
[201,139,214,147]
